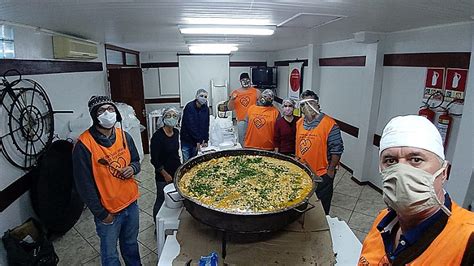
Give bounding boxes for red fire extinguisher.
[418,105,435,122]
[419,91,443,123]
[437,110,452,148]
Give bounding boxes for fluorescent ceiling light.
[188,44,238,54]
[179,25,275,36]
[183,18,271,26]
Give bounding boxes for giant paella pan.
[172,149,322,233]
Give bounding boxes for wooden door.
[108,68,149,154]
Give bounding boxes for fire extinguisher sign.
[445,68,468,102]
[424,68,445,99]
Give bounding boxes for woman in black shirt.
[150,107,181,221]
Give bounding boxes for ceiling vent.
[53,36,98,60]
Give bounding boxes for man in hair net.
[295,90,344,215]
[359,115,474,265]
[243,89,280,150]
[180,88,210,162]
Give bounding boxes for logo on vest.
[299,138,312,155]
[105,157,127,179]
[240,96,250,107]
[358,256,369,266]
[253,117,266,129]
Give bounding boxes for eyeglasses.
[283,105,293,107]
[198,94,208,98]
[164,113,178,119]
[97,105,115,115]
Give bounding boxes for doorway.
[108,68,149,154]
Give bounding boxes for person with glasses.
[296,90,344,215]
[274,98,298,156]
[72,95,142,265]
[244,89,280,151]
[180,89,210,162]
[150,107,181,223]
[226,72,261,145]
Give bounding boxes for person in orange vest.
[227,72,261,145]
[295,90,344,215]
[243,89,280,151]
[73,96,141,266]
[359,115,474,266]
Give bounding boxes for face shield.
[299,98,320,116]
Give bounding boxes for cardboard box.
[173,195,336,265]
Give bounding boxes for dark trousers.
[153,180,167,223]
[315,174,334,215]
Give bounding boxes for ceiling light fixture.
[179,25,275,36]
[183,18,271,26]
[188,44,239,54]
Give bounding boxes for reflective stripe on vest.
[231,87,258,121]
[359,202,474,265]
[78,128,139,213]
[295,115,336,177]
[244,105,280,151]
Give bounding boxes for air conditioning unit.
[53,36,98,60]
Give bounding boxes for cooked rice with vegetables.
[178,155,313,213]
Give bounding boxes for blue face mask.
[164,117,178,127]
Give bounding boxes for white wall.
[0,26,107,264]
[314,22,474,206]
[268,45,312,99]
[141,51,270,115]
[446,23,474,208]
[372,23,473,198]
[317,40,371,180]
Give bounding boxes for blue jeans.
[181,142,198,162]
[94,202,141,266]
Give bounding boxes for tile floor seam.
[82,254,100,264]
[73,226,98,254]
[351,209,377,218]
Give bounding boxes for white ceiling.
[0,0,473,52]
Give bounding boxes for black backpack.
[2,218,59,265]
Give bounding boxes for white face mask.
[163,117,178,127]
[197,95,208,105]
[98,111,117,129]
[381,162,451,217]
[241,78,251,88]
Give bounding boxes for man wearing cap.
[244,89,280,151]
[73,96,142,266]
[296,90,344,215]
[359,115,474,265]
[180,89,210,162]
[226,72,261,145]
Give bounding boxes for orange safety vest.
[78,128,139,214]
[231,87,258,121]
[359,202,474,265]
[244,105,280,150]
[295,115,336,177]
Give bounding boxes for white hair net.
[195,88,208,98]
[380,115,445,160]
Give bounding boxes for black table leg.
[222,231,227,259]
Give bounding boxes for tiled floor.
[53,155,384,265]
